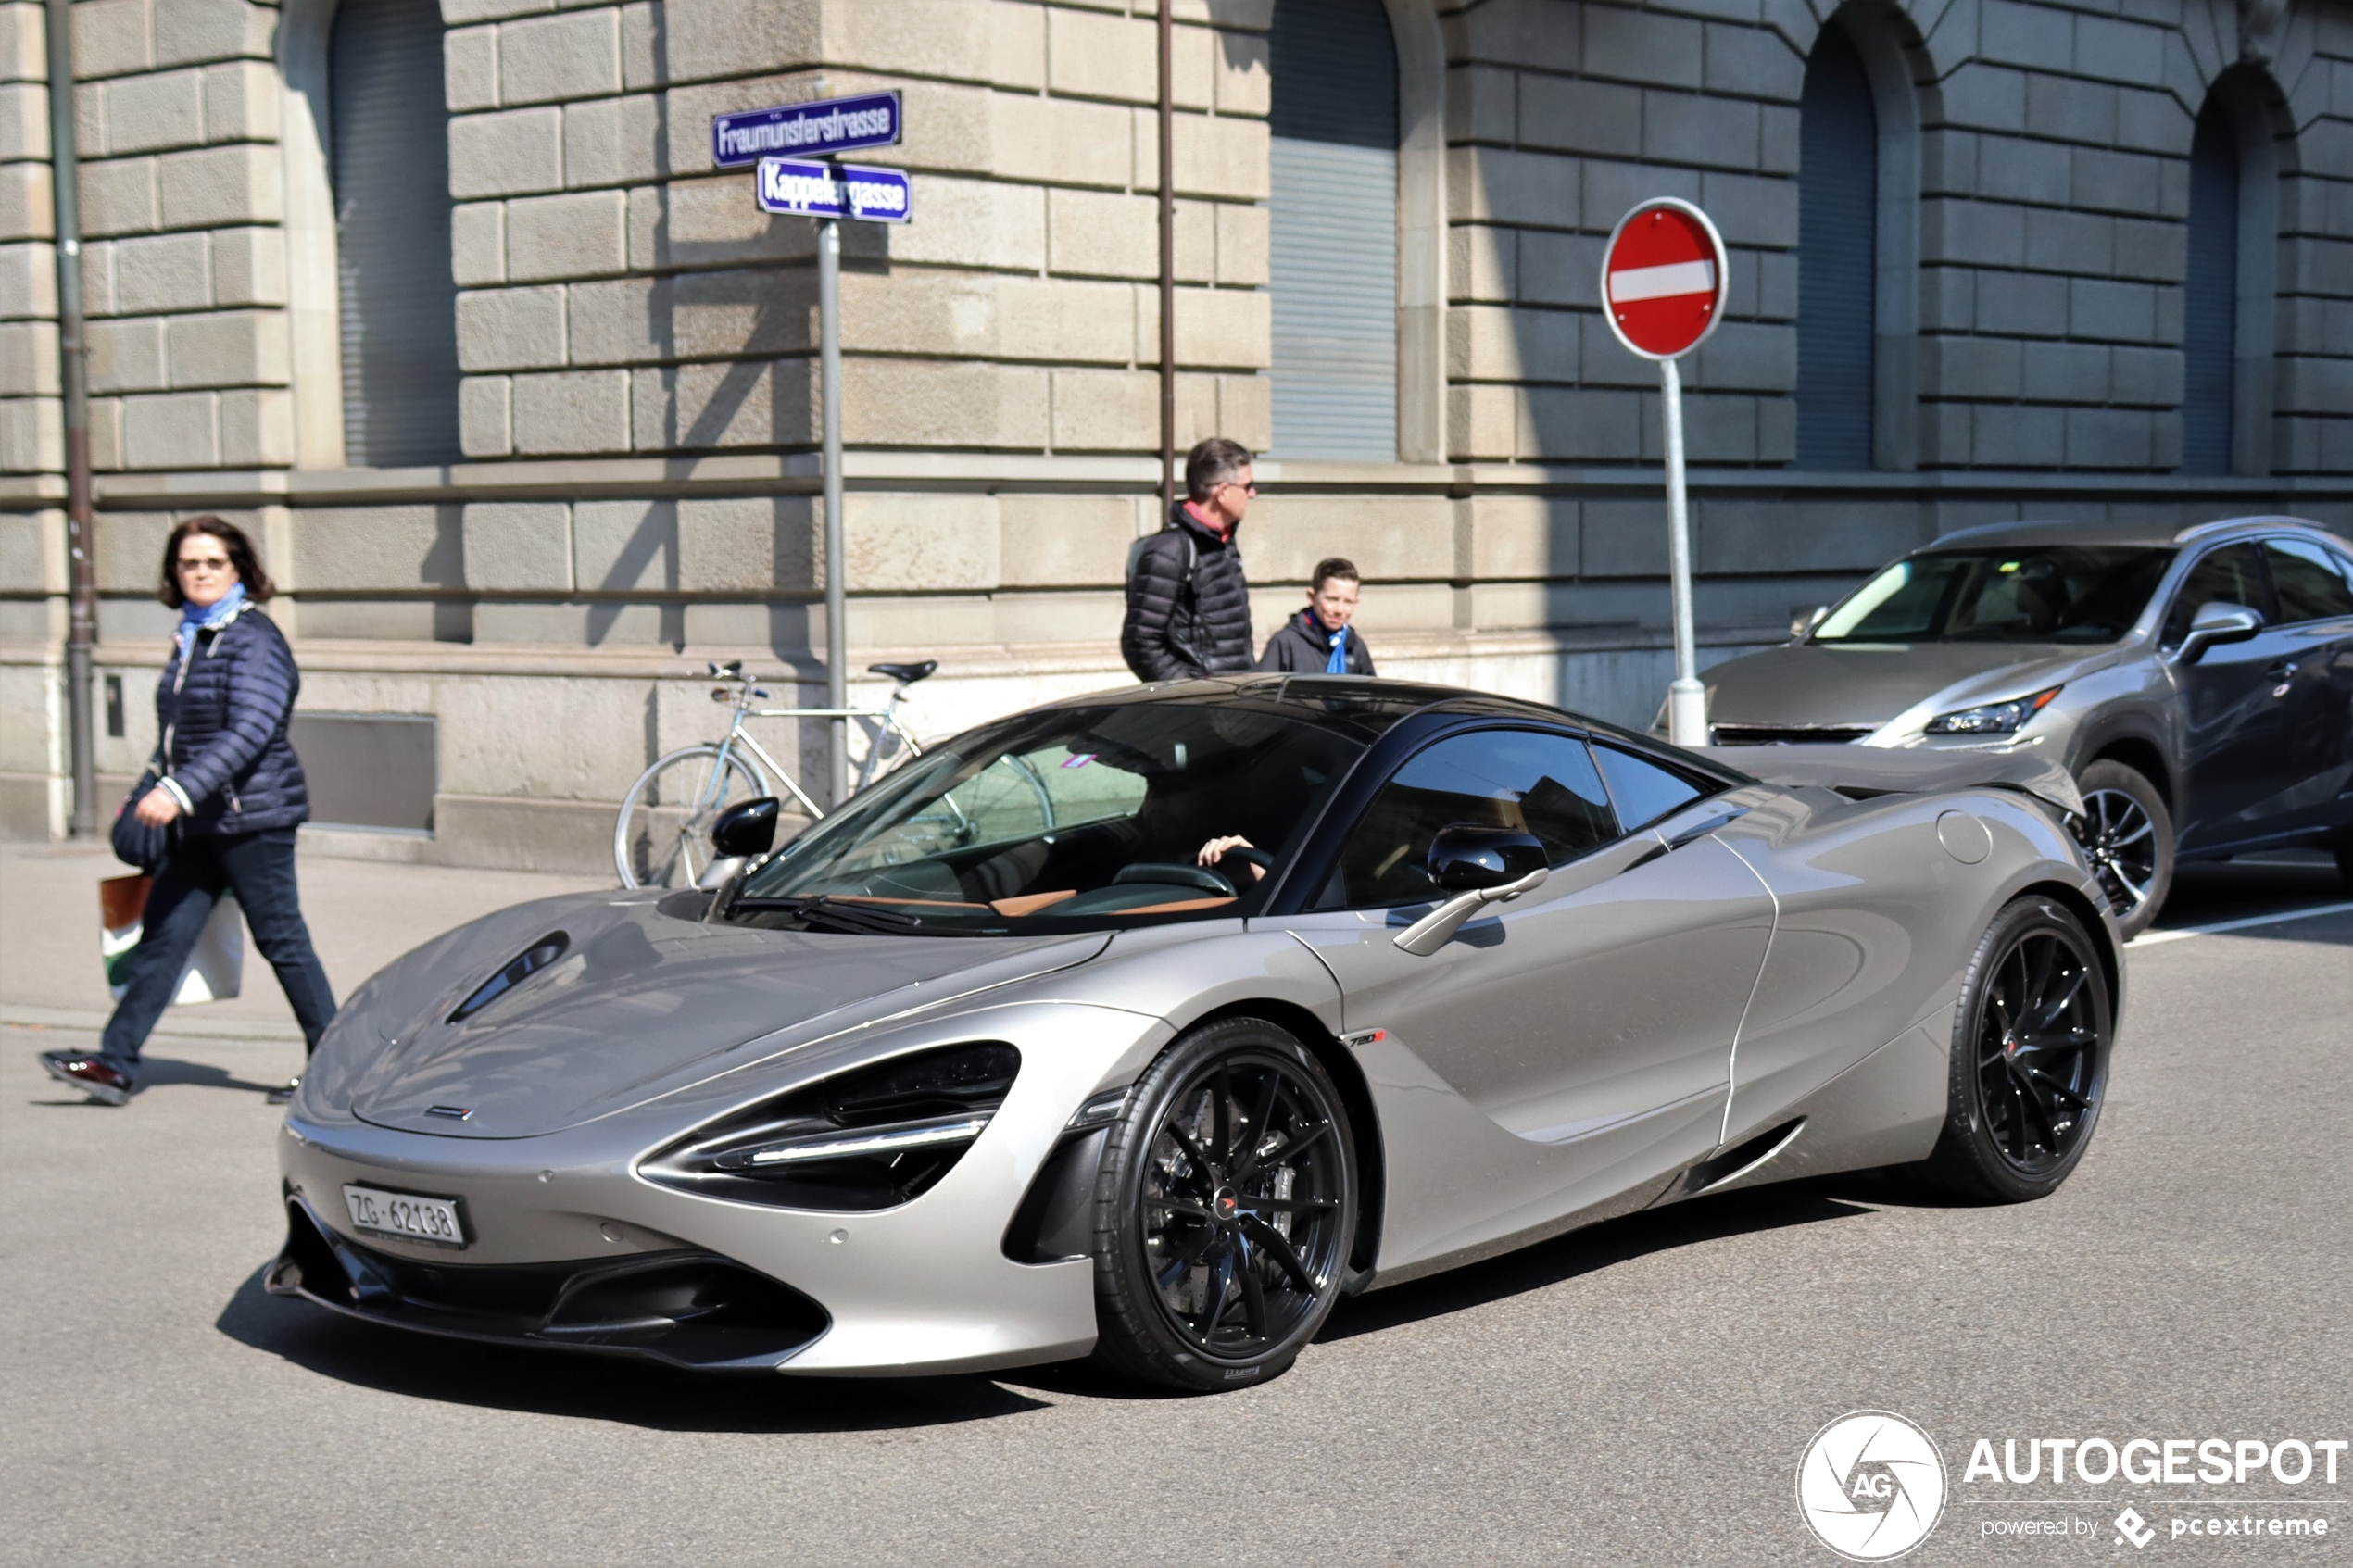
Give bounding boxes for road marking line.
[2127,899,2353,948]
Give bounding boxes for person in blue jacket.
[1256,557,1376,675]
[41,517,334,1106]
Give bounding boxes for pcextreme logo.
[1797,1411,1949,1562]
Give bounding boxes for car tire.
[1921,896,2112,1204]
[2070,760,2172,939]
[1088,1017,1358,1393]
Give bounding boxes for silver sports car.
[271,678,2123,1392]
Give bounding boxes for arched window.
[1796,20,1879,470]
[2182,96,2241,475]
[330,0,459,466]
[1269,0,1398,460]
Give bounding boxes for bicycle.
[612,659,937,889]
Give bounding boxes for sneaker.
[39,1052,134,1106]
[266,1075,300,1106]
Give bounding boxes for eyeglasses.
[177,555,232,572]
[1220,481,1258,496]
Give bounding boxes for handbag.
[99,873,245,1005]
[110,771,174,872]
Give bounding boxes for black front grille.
[268,1199,828,1371]
[1711,726,1875,746]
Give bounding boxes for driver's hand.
[1197,835,1265,882]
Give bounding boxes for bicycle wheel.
[613,744,772,889]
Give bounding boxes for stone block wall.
[0,0,2349,862]
[443,0,1274,465]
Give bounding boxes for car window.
[1313,730,1617,910]
[1592,743,1708,830]
[2263,539,2353,623]
[728,702,1365,933]
[1812,546,2173,645]
[2162,543,2272,644]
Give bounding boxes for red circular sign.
[1601,199,1730,360]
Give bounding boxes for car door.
[2163,541,2298,852]
[1271,727,1775,1272]
[2259,536,2353,836]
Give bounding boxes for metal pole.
[1156,0,1175,514]
[1659,357,1705,746]
[46,0,96,837]
[819,215,848,806]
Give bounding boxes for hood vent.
[447,932,569,1024]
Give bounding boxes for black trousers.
[101,828,336,1064]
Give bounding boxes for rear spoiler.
[1693,745,2082,818]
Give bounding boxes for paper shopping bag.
[100,873,245,1005]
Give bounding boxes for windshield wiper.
[727,894,925,935]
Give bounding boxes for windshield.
[1812,546,2174,645]
[723,702,1366,935]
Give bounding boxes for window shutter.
[1796,22,1878,471]
[1269,0,1398,461]
[2181,99,2239,477]
[331,0,461,468]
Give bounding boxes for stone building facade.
[3,0,2349,869]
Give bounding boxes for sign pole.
[818,214,848,808]
[1658,357,1705,746]
[1598,197,1729,749]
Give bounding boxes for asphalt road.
[3,856,2347,1566]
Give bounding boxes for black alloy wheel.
[2070,760,2172,939]
[1090,1018,1357,1392]
[1924,896,2112,1203]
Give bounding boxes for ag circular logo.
[1796,1411,1947,1561]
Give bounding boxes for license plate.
[343,1185,467,1248]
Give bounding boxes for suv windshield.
[721,701,1367,935]
[1812,546,2175,645]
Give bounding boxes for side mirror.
[2177,601,2262,664]
[711,797,781,859]
[1790,605,1830,640]
[1428,826,1546,892]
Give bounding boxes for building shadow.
[213,1267,1050,1433]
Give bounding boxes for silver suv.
[1700,515,2353,935]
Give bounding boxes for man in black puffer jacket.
[1121,438,1257,682]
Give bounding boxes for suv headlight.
[640,1043,1019,1210]
[1924,686,2062,735]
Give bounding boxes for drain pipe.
[1156,0,1175,515]
[45,0,97,838]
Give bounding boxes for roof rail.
[2172,514,2323,544]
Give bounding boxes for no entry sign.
[1599,197,1731,748]
[1601,199,1730,361]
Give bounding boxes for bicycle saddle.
[708,659,745,678]
[867,660,938,684]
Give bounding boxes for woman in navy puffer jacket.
[41,517,335,1106]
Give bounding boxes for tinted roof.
[1926,515,2341,552]
[1047,675,1582,744]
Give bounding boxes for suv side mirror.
[2178,601,2263,664]
[711,797,781,859]
[1428,825,1546,891]
[1790,605,1830,640]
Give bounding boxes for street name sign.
[755,157,912,223]
[1602,198,1730,360]
[1599,197,1732,746]
[711,90,902,169]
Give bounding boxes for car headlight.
[1924,685,2062,735]
[639,1043,1019,1211]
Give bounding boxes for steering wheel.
[1111,863,1238,898]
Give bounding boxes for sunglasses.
[178,556,233,571]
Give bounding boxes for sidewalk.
[0,838,606,1045]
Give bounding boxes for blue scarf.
[1307,611,1348,674]
[175,582,245,667]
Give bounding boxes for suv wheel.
[2070,760,2171,939]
